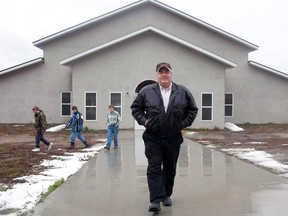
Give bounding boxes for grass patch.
[38,178,65,203]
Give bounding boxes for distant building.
[0,0,287,129]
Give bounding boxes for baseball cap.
[156,62,172,72]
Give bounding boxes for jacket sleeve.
[66,116,73,128]
[182,90,198,128]
[130,92,147,126]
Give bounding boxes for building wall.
[1,2,287,128]
[0,62,71,124]
[70,32,227,130]
[226,65,288,124]
[33,3,249,129]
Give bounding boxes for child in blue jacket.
[66,106,90,149]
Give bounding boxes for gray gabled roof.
[60,26,237,68]
[33,0,258,50]
[248,60,288,79]
[0,58,44,76]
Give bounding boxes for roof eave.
[33,0,258,51]
[248,60,288,79]
[0,58,44,76]
[33,0,145,47]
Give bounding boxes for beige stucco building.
[0,0,287,129]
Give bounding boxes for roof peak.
[33,0,258,50]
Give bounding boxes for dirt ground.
[0,123,287,185]
[0,124,106,185]
[186,123,288,170]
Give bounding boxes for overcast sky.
[1,0,288,74]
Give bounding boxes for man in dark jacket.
[131,62,198,213]
[32,106,53,152]
[66,105,90,149]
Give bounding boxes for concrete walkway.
[32,130,288,216]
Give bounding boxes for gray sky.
[1,0,288,74]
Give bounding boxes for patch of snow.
[225,122,244,132]
[46,124,66,132]
[233,142,242,145]
[97,138,107,143]
[221,148,288,174]
[185,131,198,136]
[0,145,104,215]
[249,142,267,145]
[198,140,211,145]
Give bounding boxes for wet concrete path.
[33,130,288,216]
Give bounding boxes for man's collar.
[159,83,172,91]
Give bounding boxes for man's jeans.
[106,125,118,148]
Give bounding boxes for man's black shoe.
[162,197,172,206]
[104,146,110,150]
[149,202,161,213]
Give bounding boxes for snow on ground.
[187,123,288,179]
[225,122,244,131]
[0,125,105,216]
[222,148,288,178]
[46,124,66,132]
[206,123,288,179]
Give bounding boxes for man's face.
[157,67,172,88]
[108,107,114,113]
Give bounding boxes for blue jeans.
[35,132,50,148]
[70,131,86,145]
[106,125,118,148]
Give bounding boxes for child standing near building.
[104,104,121,150]
[66,106,91,149]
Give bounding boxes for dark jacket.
[131,82,198,137]
[34,110,47,133]
[66,111,84,133]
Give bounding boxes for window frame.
[84,91,97,121]
[225,93,234,117]
[60,91,72,117]
[201,92,213,122]
[109,92,122,118]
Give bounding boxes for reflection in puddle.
[134,130,147,166]
[202,147,214,177]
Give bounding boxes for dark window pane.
[86,93,96,106]
[62,105,71,116]
[225,106,233,117]
[86,107,96,120]
[111,93,121,106]
[202,108,212,120]
[202,94,212,106]
[115,107,121,114]
[225,94,233,105]
[62,92,71,103]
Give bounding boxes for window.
[61,91,71,116]
[110,92,122,117]
[85,92,97,121]
[201,93,213,121]
[225,93,234,117]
